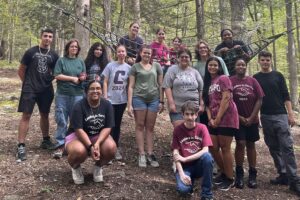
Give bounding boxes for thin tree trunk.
[195,0,205,40]
[103,0,112,58]
[294,2,300,67]
[229,0,246,40]
[75,0,90,58]
[285,0,299,109]
[116,0,125,35]
[132,0,141,24]
[269,0,277,70]
[219,0,229,30]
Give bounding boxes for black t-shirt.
[119,35,143,58]
[68,98,115,136]
[253,71,290,115]
[21,46,59,93]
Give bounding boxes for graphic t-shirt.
[54,57,86,96]
[68,98,115,136]
[21,46,59,93]
[208,75,239,129]
[172,123,212,164]
[163,65,203,113]
[102,61,131,104]
[86,63,103,81]
[230,75,264,123]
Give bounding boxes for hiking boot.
[270,173,289,185]
[138,154,147,167]
[16,145,26,161]
[71,166,84,184]
[93,165,103,182]
[248,167,258,189]
[115,148,122,160]
[234,166,244,189]
[218,177,234,191]
[40,139,56,150]
[213,173,226,185]
[147,154,159,167]
[290,179,300,197]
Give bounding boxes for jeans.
[54,94,83,146]
[175,152,213,198]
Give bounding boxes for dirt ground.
[0,68,300,200]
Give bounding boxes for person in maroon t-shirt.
[230,58,264,189]
[202,56,239,191]
[172,101,213,200]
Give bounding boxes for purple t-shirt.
[172,123,212,160]
[150,41,169,66]
[230,75,265,123]
[208,75,239,129]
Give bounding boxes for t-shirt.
[150,41,169,66]
[102,61,131,104]
[54,57,86,96]
[118,35,143,58]
[21,46,59,93]
[86,63,103,82]
[253,71,290,115]
[208,75,239,129]
[130,62,162,102]
[193,56,229,78]
[172,123,212,164]
[163,65,203,113]
[230,75,265,123]
[68,98,115,136]
[214,40,251,75]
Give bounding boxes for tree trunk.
[75,0,90,58]
[269,0,277,70]
[195,0,205,40]
[229,0,246,40]
[294,2,300,66]
[132,0,141,24]
[285,0,299,109]
[116,0,125,35]
[219,0,229,30]
[103,0,112,58]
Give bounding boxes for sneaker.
[52,148,64,159]
[213,173,226,185]
[16,145,26,161]
[248,167,258,189]
[138,154,147,167]
[219,177,234,191]
[234,166,244,189]
[290,179,300,197]
[270,173,289,185]
[115,148,122,160]
[71,166,84,184]
[93,165,103,182]
[147,154,159,167]
[40,139,56,150]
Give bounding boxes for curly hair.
[194,40,213,61]
[84,42,109,72]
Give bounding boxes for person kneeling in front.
[172,101,214,200]
[65,80,116,184]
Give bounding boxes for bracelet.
[86,144,93,152]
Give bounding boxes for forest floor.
[0,68,300,200]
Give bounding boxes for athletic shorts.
[235,123,260,142]
[132,96,159,112]
[208,126,238,137]
[17,87,54,114]
[65,132,99,147]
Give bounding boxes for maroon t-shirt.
[230,75,265,123]
[172,123,212,160]
[208,75,239,129]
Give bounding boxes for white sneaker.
[138,154,147,167]
[93,165,103,182]
[147,154,159,167]
[115,148,123,160]
[71,166,84,184]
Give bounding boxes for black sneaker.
[147,154,159,167]
[270,173,289,185]
[219,177,234,191]
[234,166,244,189]
[248,167,258,189]
[40,139,56,150]
[290,180,300,197]
[16,145,26,161]
[213,173,226,185]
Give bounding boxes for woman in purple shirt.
[230,58,264,189]
[203,56,239,191]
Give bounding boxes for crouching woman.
[65,80,116,184]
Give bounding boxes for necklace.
[39,46,50,56]
[88,99,100,115]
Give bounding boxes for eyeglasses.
[70,45,78,48]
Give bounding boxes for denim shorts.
[132,96,159,112]
[169,112,183,122]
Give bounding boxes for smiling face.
[40,32,53,48]
[130,23,140,36]
[207,60,220,78]
[183,110,197,128]
[235,59,247,76]
[116,46,127,61]
[222,30,233,43]
[68,41,79,57]
[93,46,103,58]
[140,48,152,63]
[173,38,181,49]
[178,52,191,68]
[87,82,102,102]
[198,43,209,58]
[258,56,272,73]
[157,30,165,43]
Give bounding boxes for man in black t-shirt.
[254,51,300,197]
[16,28,59,161]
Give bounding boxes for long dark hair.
[135,44,152,63]
[202,56,225,106]
[84,42,109,72]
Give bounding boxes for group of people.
[15,24,300,200]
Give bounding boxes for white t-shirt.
[102,61,131,104]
